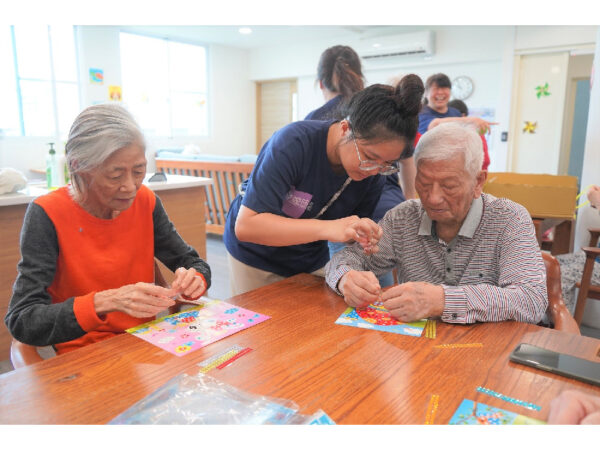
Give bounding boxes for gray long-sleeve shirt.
[5,193,211,347]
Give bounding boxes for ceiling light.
[238,27,252,35]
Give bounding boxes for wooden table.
[1,273,599,424]
[0,175,211,360]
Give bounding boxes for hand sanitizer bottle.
[46,143,66,189]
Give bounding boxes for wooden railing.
[155,159,254,235]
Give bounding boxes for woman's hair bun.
[394,74,424,117]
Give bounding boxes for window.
[0,25,80,138]
[119,32,208,137]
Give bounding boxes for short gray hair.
[66,104,145,200]
[414,122,483,176]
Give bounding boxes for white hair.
[414,122,483,177]
[65,104,145,201]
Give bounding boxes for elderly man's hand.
[171,267,207,301]
[381,281,445,322]
[94,283,175,318]
[338,270,381,308]
[547,390,600,424]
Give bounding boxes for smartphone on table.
[509,343,600,387]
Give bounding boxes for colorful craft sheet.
[335,304,426,336]
[449,399,545,425]
[126,299,270,357]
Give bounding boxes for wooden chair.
[10,260,173,369]
[573,227,600,325]
[542,252,580,335]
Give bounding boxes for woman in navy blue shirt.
[304,45,364,122]
[224,75,424,295]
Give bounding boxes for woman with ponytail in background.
[305,45,365,121]
[224,74,425,295]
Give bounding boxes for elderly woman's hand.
[171,267,207,301]
[94,283,176,318]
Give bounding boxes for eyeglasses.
[352,135,400,176]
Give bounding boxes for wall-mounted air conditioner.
[358,31,435,60]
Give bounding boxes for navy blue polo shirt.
[418,105,462,134]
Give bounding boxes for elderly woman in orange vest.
[5,104,211,354]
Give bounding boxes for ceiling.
[119,25,427,49]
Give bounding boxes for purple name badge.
[282,187,312,218]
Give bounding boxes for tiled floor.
[1,235,599,375]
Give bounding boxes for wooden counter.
[0,174,212,361]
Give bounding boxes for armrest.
[588,228,600,247]
[581,247,600,258]
[548,303,580,335]
[10,339,44,369]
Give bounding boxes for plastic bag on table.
[109,371,334,425]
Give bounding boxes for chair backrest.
[541,252,580,335]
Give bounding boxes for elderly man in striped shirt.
[325,122,548,324]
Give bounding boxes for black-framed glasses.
[352,135,400,176]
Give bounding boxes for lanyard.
[313,177,352,219]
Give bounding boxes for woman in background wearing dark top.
[306,60,419,287]
[304,45,364,122]
[224,75,425,295]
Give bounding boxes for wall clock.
[452,76,474,100]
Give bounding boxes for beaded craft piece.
[424,394,440,424]
[476,386,541,411]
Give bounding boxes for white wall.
[515,26,597,52]
[252,26,512,169]
[251,25,597,173]
[0,26,255,177]
[77,26,122,107]
[1,25,596,178]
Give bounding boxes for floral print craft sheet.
[335,303,426,337]
[126,299,270,356]
[449,399,545,425]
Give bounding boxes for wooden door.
[256,79,297,153]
